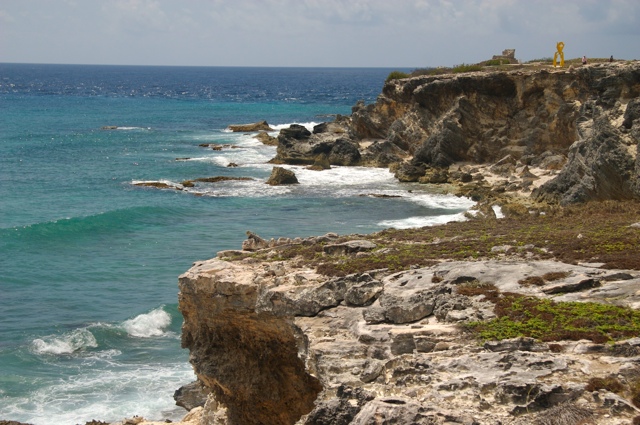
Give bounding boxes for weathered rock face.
[272,123,362,166]
[533,103,638,204]
[179,260,322,425]
[178,240,640,424]
[285,62,639,203]
[351,63,639,168]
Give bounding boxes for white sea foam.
[122,307,172,338]
[116,126,150,131]
[2,361,195,425]
[378,211,470,229]
[31,328,98,355]
[405,192,476,210]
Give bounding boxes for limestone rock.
[178,253,640,425]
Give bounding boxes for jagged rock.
[255,131,278,146]
[394,163,426,182]
[273,124,361,166]
[533,108,638,204]
[173,380,210,411]
[307,153,331,171]
[266,166,299,185]
[227,120,274,132]
[419,167,449,184]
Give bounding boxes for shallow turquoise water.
[0,64,473,424]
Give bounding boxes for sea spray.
[32,328,99,356]
[122,307,172,338]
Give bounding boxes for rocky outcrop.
[532,104,638,204]
[272,62,639,204]
[177,231,640,424]
[271,123,362,166]
[227,120,274,132]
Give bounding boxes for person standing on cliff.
[610,55,614,62]
[582,55,587,65]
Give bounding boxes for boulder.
[266,166,299,185]
[173,380,210,411]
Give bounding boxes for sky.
[0,0,639,68]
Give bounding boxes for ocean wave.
[378,211,470,230]
[1,205,190,239]
[1,360,194,425]
[31,328,98,355]
[122,307,172,338]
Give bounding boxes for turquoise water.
[0,64,473,424]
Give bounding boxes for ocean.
[0,64,474,424]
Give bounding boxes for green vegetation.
[385,70,410,82]
[465,293,640,343]
[252,200,640,277]
[484,59,509,66]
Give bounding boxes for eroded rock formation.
[178,236,640,424]
[273,62,640,204]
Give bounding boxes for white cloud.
[1,0,638,66]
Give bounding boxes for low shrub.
[386,71,410,82]
[467,293,640,343]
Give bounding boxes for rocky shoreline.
[169,61,640,425]
[6,61,640,425]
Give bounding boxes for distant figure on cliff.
[582,55,587,65]
[610,55,614,62]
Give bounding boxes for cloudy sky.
[1,0,638,67]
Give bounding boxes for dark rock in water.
[101,125,118,130]
[279,124,312,140]
[174,380,210,411]
[394,163,426,182]
[227,120,274,132]
[227,162,239,167]
[133,181,182,190]
[266,167,299,185]
[181,176,253,187]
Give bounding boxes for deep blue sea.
[0,64,474,424]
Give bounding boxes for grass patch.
[250,201,640,277]
[386,71,410,82]
[455,281,500,303]
[466,293,640,343]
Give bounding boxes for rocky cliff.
[176,231,640,425]
[170,63,640,425]
[274,61,640,205]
